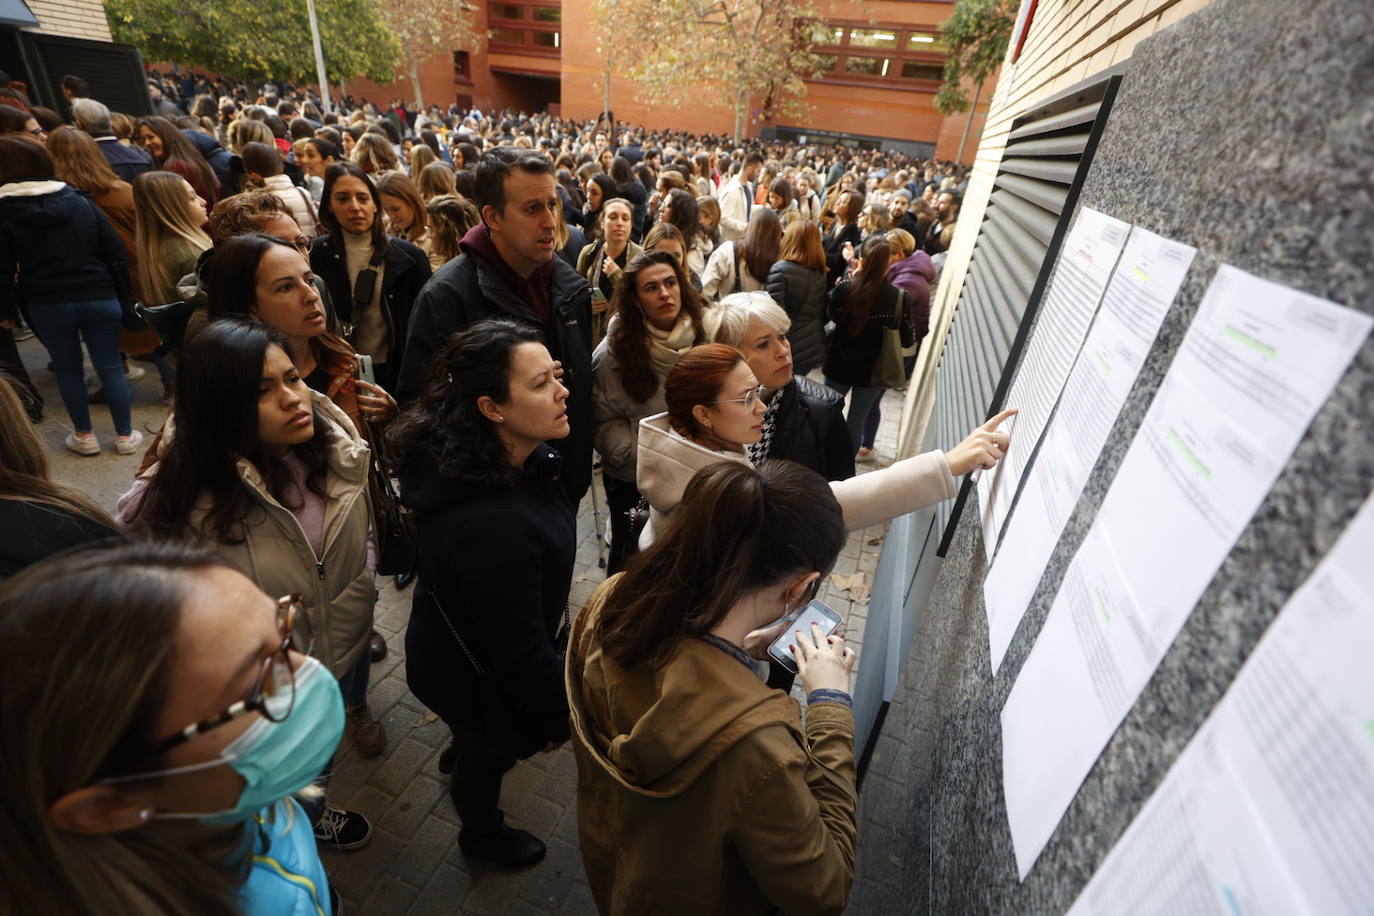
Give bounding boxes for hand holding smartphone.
[767,600,843,674]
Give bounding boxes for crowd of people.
[0,68,1011,915]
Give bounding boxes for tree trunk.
[408,52,425,111]
[733,87,746,146]
[603,53,612,122]
[956,79,984,165]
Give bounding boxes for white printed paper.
[1068,494,1374,915]
[977,208,1130,559]
[984,228,1196,672]
[1001,265,1373,879]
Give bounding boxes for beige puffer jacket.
[133,393,375,677]
[635,411,958,547]
[263,173,320,238]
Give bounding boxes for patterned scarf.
[747,387,785,465]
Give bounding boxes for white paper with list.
[983,227,1196,673]
[1000,265,1373,879]
[1067,493,1374,915]
[977,208,1130,559]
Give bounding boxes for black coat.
[767,377,855,482]
[822,222,863,288]
[0,183,133,323]
[397,249,594,505]
[0,500,118,580]
[309,234,431,392]
[823,279,914,388]
[400,445,575,758]
[614,180,649,243]
[765,260,827,375]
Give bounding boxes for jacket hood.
[0,181,78,227]
[635,412,748,515]
[887,250,935,285]
[566,578,802,797]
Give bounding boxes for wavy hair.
[607,250,707,403]
[387,319,544,486]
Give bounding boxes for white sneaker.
[125,365,147,382]
[66,431,101,456]
[114,429,145,455]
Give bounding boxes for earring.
[497,415,505,422]
[138,808,151,821]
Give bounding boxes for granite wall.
[849,0,1374,910]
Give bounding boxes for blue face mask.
[108,656,344,824]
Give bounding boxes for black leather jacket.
[766,376,855,482]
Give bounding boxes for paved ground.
[24,335,905,915]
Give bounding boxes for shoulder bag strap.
[427,587,488,677]
[295,185,319,224]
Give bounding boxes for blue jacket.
[240,799,333,916]
[93,135,152,183]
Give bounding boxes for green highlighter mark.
[1094,587,1109,624]
[1364,720,1374,743]
[1223,325,1277,359]
[1167,428,1212,479]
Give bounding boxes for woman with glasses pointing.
[635,342,1018,547]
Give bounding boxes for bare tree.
[373,0,481,110]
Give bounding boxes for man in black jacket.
[398,147,594,504]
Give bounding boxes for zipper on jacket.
[316,561,326,581]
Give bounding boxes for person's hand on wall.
[946,408,1017,476]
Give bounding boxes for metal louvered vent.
[929,73,1124,552]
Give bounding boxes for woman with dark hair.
[309,160,432,391]
[0,375,116,578]
[691,150,714,196]
[766,218,829,375]
[658,187,712,279]
[0,541,344,915]
[822,189,864,288]
[767,176,799,229]
[135,115,220,207]
[390,319,575,869]
[117,319,379,854]
[577,197,641,345]
[823,234,909,452]
[591,250,706,572]
[700,207,780,301]
[0,136,140,456]
[609,154,648,240]
[293,136,337,203]
[583,171,616,228]
[568,458,858,914]
[635,343,1013,544]
[241,141,318,237]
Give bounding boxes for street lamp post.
[305,0,332,113]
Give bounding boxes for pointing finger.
[983,407,1018,432]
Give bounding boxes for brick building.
[344,0,988,160]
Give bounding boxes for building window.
[453,49,472,82]
[486,0,560,53]
[812,22,946,87]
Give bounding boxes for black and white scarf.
[747,387,785,465]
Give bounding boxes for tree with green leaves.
[592,0,832,145]
[106,0,401,86]
[372,0,480,110]
[934,0,1017,160]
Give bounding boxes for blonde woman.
[426,194,479,264]
[225,117,274,156]
[417,160,457,201]
[46,126,142,296]
[132,170,211,308]
[408,142,437,177]
[376,172,438,269]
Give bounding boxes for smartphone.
[767,600,843,674]
[357,354,375,385]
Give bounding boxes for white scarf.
[645,313,697,376]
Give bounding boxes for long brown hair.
[132,171,213,305]
[778,219,825,270]
[46,125,125,195]
[840,234,895,335]
[607,250,707,403]
[0,376,113,529]
[738,207,781,283]
[596,460,845,668]
[0,542,251,916]
[662,343,745,438]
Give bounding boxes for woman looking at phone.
[635,343,1015,545]
[567,459,858,915]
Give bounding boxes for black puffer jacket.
[766,377,855,482]
[401,445,575,758]
[765,259,827,375]
[0,499,118,580]
[309,234,432,392]
[397,230,594,504]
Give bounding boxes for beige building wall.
[23,0,113,41]
[897,0,1214,457]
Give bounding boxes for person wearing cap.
[889,189,920,240]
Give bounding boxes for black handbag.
[140,299,198,350]
[365,417,417,577]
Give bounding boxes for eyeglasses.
[149,595,311,756]
[710,384,767,409]
[27,127,46,138]
[292,235,311,255]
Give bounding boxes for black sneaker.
[313,804,373,852]
[458,824,546,868]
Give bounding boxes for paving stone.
[371,737,440,797]
[390,817,461,890]
[380,774,448,837]
[516,838,583,911]
[322,826,406,901]
[557,881,600,915]
[358,873,422,916]
[408,863,475,915]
